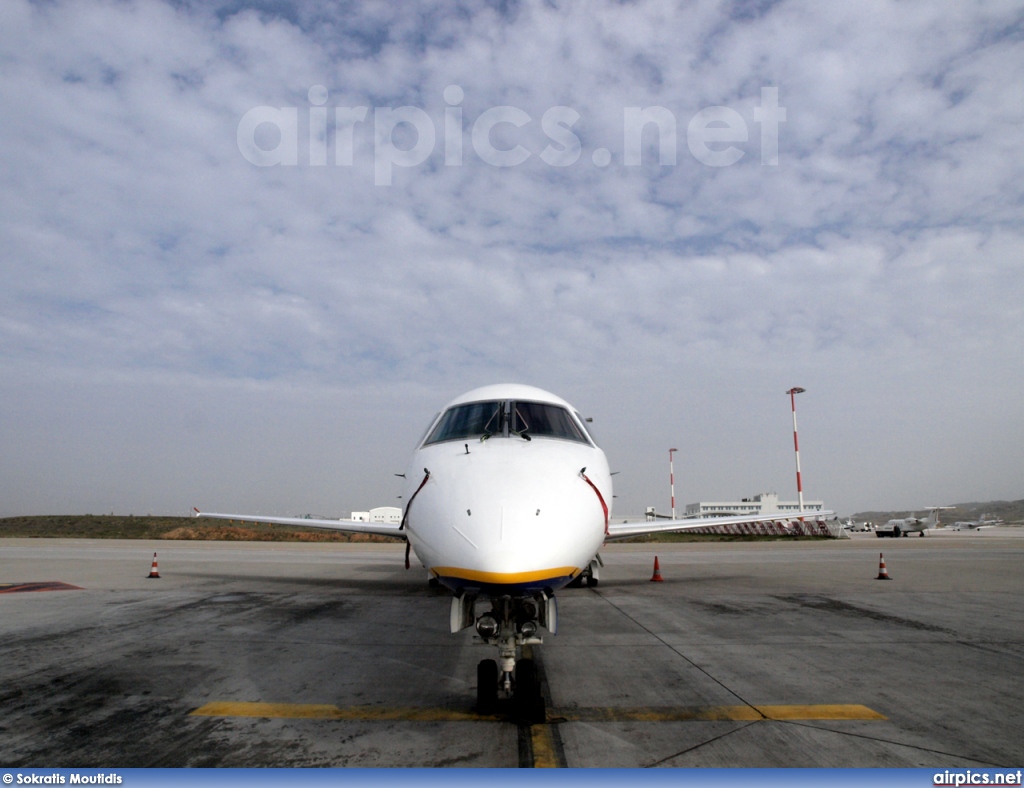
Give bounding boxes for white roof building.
[683,492,824,518]
[350,507,402,524]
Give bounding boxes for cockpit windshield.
[511,401,588,443]
[423,399,592,446]
[424,400,504,444]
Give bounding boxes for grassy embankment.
[0,515,397,542]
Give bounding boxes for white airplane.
[948,515,1001,531]
[194,383,831,719]
[875,506,953,537]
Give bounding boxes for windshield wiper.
[480,405,504,441]
[513,406,531,440]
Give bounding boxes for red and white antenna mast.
[787,387,806,517]
[669,448,679,519]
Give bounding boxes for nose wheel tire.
[514,658,546,723]
[477,659,499,714]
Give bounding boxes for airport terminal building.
[349,506,402,524]
[683,492,824,518]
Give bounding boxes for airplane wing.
[606,510,834,540]
[191,508,406,540]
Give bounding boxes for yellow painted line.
[431,566,578,584]
[549,704,886,722]
[191,702,886,723]
[551,705,759,722]
[0,581,83,594]
[755,704,888,721]
[189,702,497,722]
[191,703,339,719]
[530,724,561,768]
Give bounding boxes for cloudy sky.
[1,0,1022,519]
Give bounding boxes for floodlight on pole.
[787,387,806,518]
[669,448,679,519]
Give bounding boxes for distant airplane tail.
[924,506,953,528]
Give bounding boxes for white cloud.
[1,0,1022,517]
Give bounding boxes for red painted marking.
[581,472,610,535]
[399,469,431,532]
[0,582,83,594]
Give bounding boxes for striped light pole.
[669,448,679,519]
[787,387,806,517]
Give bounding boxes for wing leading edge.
[191,508,406,539]
[606,510,835,540]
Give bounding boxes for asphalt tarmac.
[1,530,1022,767]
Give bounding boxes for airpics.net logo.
[934,771,1023,786]
[236,85,787,185]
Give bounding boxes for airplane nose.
[460,504,548,552]
[412,442,610,579]
[458,490,602,574]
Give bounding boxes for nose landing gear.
[467,593,552,722]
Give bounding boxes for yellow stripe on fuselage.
[431,566,579,585]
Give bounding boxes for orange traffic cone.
[650,556,664,582]
[875,553,890,580]
[147,552,160,579]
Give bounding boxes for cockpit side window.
[423,400,504,445]
[416,412,441,447]
[512,401,590,444]
[574,411,597,445]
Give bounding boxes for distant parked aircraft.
[876,507,953,537]
[948,515,1002,531]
